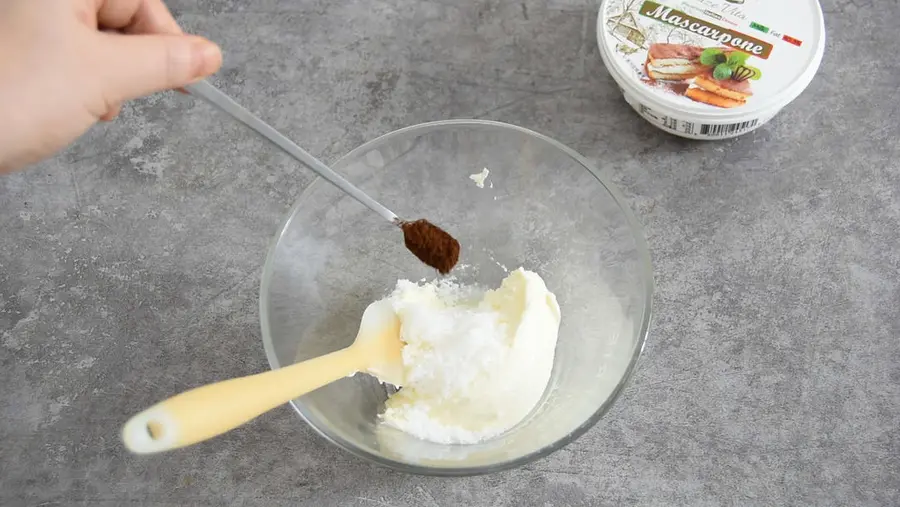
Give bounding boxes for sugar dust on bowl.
[598,0,825,139]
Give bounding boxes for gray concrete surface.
[2,0,898,505]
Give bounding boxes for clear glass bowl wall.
[261,120,653,475]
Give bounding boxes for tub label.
[640,2,773,58]
[624,94,762,138]
[602,0,822,112]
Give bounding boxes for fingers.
[91,0,220,110]
[96,0,182,35]
[94,32,222,104]
[100,103,122,122]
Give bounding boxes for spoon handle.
[122,346,365,454]
[186,80,399,224]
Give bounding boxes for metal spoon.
[185,80,459,273]
[187,80,396,220]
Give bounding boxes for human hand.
[0,0,223,173]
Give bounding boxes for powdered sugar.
[377,269,561,444]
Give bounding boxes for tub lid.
[598,0,825,117]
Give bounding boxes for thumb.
[95,33,222,104]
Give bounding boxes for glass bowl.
[260,120,652,475]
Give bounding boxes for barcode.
[700,120,759,136]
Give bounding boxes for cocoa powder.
[400,219,460,274]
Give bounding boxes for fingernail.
[192,40,223,77]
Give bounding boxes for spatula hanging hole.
[146,420,165,440]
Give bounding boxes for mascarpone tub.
[598,0,825,139]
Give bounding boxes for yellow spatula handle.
[122,346,364,454]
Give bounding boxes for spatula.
[122,300,403,454]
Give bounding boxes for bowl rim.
[259,119,654,476]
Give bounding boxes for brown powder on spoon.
[400,219,460,274]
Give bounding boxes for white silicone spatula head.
[355,300,405,385]
[122,300,405,454]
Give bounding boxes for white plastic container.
[597,0,825,139]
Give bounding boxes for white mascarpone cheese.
[469,167,490,188]
[375,268,560,444]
